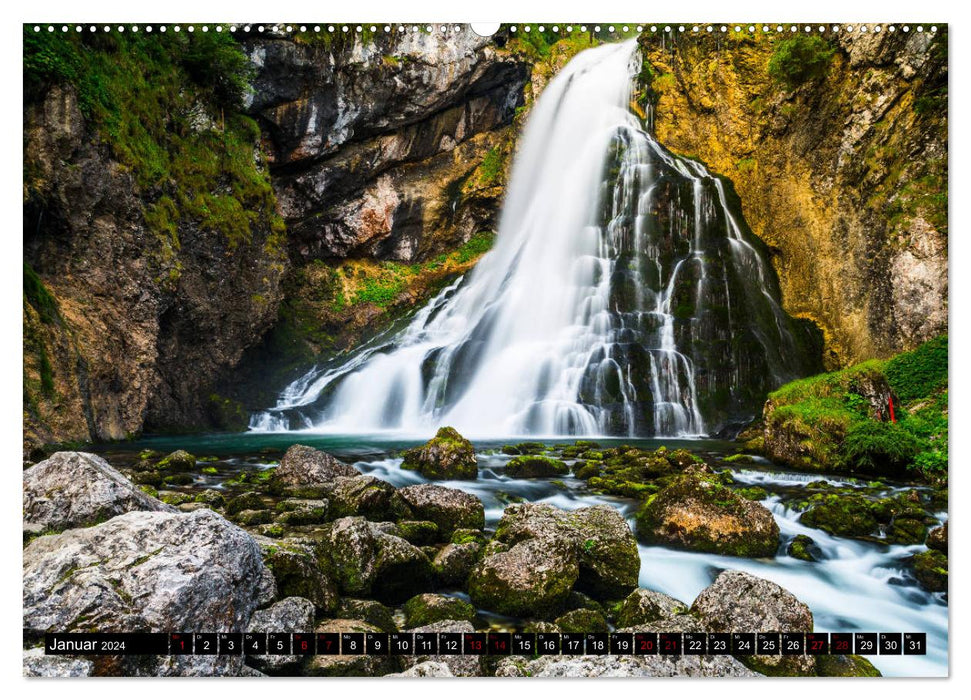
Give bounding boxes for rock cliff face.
[639,28,947,367]
[23,29,534,450]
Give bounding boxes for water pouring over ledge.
[251,40,820,438]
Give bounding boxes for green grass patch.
[768,35,835,89]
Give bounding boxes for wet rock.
[798,494,879,539]
[401,427,478,480]
[158,490,194,506]
[247,597,315,673]
[691,570,815,676]
[494,654,758,677]
[468,536,578,618]
[635,473,780,557]
[910,549,948,592]
[554,608,608,633]
[327,475,410,521]
[23,647,93,677]
[505,455,568,478]
[233,509,274,526]
[786,534,822,562]
[398,484,485,536]
[387,661,454,677]
[320,517,432,603]
[23,451,175,532]
[258,537,340,613]
[403,593,476,628]
[816,654,881,677]
[273,445,358,489]
[615,589,687,628]
[274,498,329,526]
[156,450,197,472]
[395,520,440,545]
[336,599,397,632]
[491,503,640,599]
[307,619,401,676]
[432,542,481,587]
[403,620,482,677]
[225,491,266,516]
[927,522,948,552]
[194,489,226,508]
[23,509,275,676]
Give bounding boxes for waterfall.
[251,39,819,438]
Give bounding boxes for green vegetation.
[767,35,835,89]
[23,27,284,258]
[765,336,948,483]
[23,263,60,325]
[477,147,505,186]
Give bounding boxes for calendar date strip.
[44,631,926,656]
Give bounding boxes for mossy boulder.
[395,520,440,546]
[926,522,947,552]
[225,491,266,516]
[615,588,687,628]
[398,484,485,536]
[326,475,411,521]
[432,542,481,587]
[911,549,947,592]
[161,473,194,486]
[574,461,601,480]
[156,450,196,472]
[554,607,608,633]
[798,494,878,538]
[786,534,822,562]
[272,444,358,489]
[815,654,881,677]
[258,537,340,613]
[307,619,401,676]
[274,498,329,526]
[158,491,194,507]
[635,474,780,557]
[504,455,568,478]
[451,528,487,546]
[493,503,640,599]
[336,598,397,632]
[233,509,274,526]
[402,593,476,628]
[468,536,578,618]
[401,427,478,480]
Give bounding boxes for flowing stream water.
[250,40,819,439]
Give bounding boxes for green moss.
[815,654,881,677]
[505,455,568,478]
[768,35,835,89]
[23,263,60,325]
[454,231,496,264]
[23,27,285,254]
[477,147,505,186]
[885,335,948,402]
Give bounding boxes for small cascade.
[251,40,819,438]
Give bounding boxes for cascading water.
[251,40,820,438]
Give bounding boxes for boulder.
[225,491,266,516]
[23,509,275,676]
[398,484,485,536]
[246,597,315,673]
[156,450,197,472]
[306,619,400,676]
[402,593,476,628]
[615,589,687,628]
[911,549,948,592]
[23,451,175,532]
[401,427,478,480]
[273,445,358,488]
[327,475,410,521]
[505,455,568,478]
[635,473,780,557]
[432,542,481,586]
[23,647,93,677]
[491,503,640,598]
[468,536,578,618]
[395,520,440,545]
[927,522,948,552]
[798,494,878,539]
[786,534,822,562]
[494,654,758,677]
[554,608,608,632]
[336,598,397,632]
[815,654,881,677]
[274,498,329,526]
[320,517,432,603]
[403,620,482,677]
[690,570,815,676]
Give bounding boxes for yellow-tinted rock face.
[639,28,947,367]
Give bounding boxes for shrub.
[884,335,948,402]
[841,421,922,474]
[768,36,835,89]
